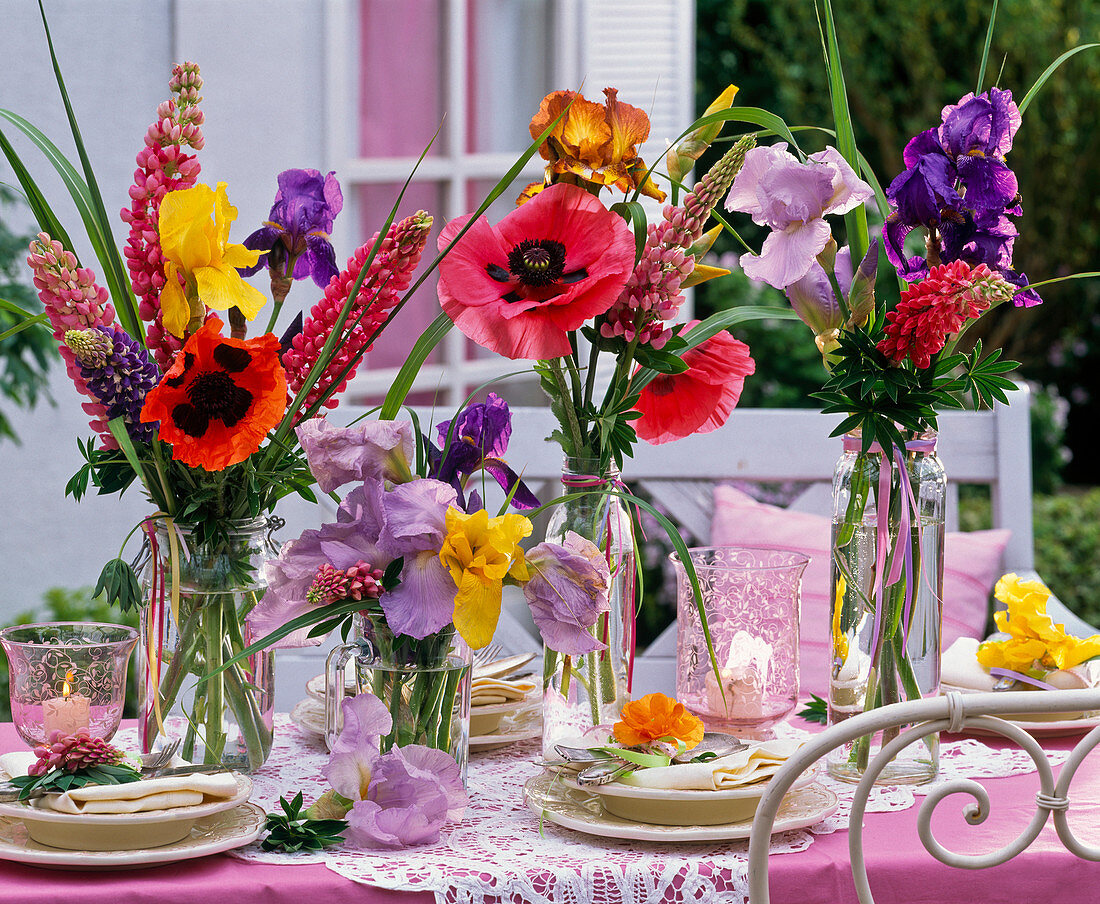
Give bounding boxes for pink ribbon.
[843,436,935,664]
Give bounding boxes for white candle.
[43,691,91,735]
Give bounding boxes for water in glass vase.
[827,519,945,784]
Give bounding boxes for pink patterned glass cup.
[0,622,138,746]
[673,547,809,732]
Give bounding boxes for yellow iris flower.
[158,182,266,337]
[439,508,531,650]
[977,573,1100,673]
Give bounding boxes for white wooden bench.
[275,383,1090,707]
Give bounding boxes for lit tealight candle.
[42,675,91,736]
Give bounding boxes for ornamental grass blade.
[34,0,140,339]
[815,0,869,261]
[0,127,75,251]
[0,310,48,343]
[1018,44,1100,115]
[975,0,999,93]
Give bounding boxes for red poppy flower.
[140,316,287,470]
[436,183,636,360]
[632,322,755,445]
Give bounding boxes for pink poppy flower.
[632,322,755,445]
[436,183,636,360]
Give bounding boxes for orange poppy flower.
[522,88,666,204]
[140,316,287,471]
[612,692,705,751]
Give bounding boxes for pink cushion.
[710,485,1011,697]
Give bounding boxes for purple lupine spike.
[64,326,162,444]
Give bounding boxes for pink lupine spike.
[601,135,755,348]
[120,61,205,370]
[283,211,433,415]
[27,234,118,446]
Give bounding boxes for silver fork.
[472,642,503,670]
[139,738,182,777]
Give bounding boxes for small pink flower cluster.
[29,730,125,776]
[877,260,1014,368]
[120,62,205,370]
[601,140,750,348]
[306,561,385,606]
[26,234,117,445]
[283,211,432,413]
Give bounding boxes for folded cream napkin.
[941,636,997,691]
[41,772,240,814]
[618,738,804,791]
[0,751,38,779]
[471,675,536,707]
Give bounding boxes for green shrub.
[0,588,141,722]
[1032,489,1100,629]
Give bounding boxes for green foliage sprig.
[7,762,141,801]
[261,792,348,853]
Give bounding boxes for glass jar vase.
[139,517,279,772]
[827,431,946,784]
[325,615,472,784]
[541,456,635,755]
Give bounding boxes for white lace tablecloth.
[226,715,1067,904]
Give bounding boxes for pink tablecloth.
[1,721,1098,904]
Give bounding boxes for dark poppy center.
[170,370,254,438]
[648,375,677,397]
[507,239,567,287]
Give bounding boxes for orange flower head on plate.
[140,316,287,471]
[613,692,705,751]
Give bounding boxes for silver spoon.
[573,732,749,785]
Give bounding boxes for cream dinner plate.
[470,705,542,752]
[559,769,816,826]
[291,697,328,740]
[0,773,252,851]
[524,771,838,842]
[0,802,265,868]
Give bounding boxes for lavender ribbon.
[989,667,1060,691]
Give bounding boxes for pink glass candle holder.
[672,547,809,732]
[0,622,138,746]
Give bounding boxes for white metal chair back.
[746,688,1100,903]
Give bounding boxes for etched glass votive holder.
[672,547,809,733]
[0,622,139,746]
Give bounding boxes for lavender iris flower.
[325,692,468,849]
[432,393,540,510]
[724,143,873,289]
[248,476,461,645]
[523,532,611,655]
[240,168,343,288]
[346,744,467,849]
[296,418,414,493]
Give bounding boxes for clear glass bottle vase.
[139,517,278,772]
[827,430,946,784]
[541,456,635,755]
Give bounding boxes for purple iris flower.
[240,168,343,288]
[296,418,414,493]
[883,88,1037,305]
[432,393,540,510]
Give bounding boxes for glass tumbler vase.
[673,547,808,733]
